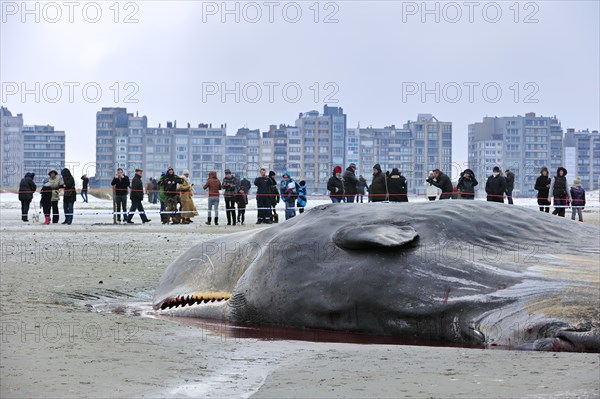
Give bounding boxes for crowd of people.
[17,164,589,225]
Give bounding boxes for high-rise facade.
[563,128,600,190]
[94,107,454,196]
[1,107,65,187]
[22,125,66,184]
[405,114,452,194]
[95,108,227,188]
[1,107,24,188]
[468,113,563,197]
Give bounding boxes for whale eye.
[332,224,419,250]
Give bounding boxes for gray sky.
[2,0,599,178]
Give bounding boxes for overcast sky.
[2,1,599,178]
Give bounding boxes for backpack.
[553,176,567,197]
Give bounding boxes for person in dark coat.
[505,169,515,204]
[327,166,344,203]
[342,163,358,203]
[222,169,239,225]
[127,169,150,223]
[152,178,159,203]
[427,169,453,200]
[44,169,62,223]
[146,178,154,203]
[240,176,251,198]
[111,168,130,223]
[386,168,408,202]
[356,175,368,203]
[162,167,182,198]
[549,166,571,217]
[18,172,36,222]
[161,167,183,223]
[268,171,280,223]
[570,176,586,222]
[235,187,247,225]
[60,168,76,224]
[370,164,387,202]
[238,176,251,223]
[456,169,478,200]
[534,166,552,212]
[40,180,53,225]
[254,168,272,224]
[80,174,89,203]
[485,166,506,203]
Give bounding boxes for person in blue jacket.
[279,170,296,220]
[296,180,307,213]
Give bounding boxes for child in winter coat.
[283,182,297,220]
[296,180,307,213]
[236,187,247,225]
[570,176,586,222]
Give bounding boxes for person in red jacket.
[203,170,221,225]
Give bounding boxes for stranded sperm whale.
[153,201,600,352]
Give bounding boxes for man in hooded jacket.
[61,168,76,224]
[370,164,387,202]
[18,172,36,222]
[549,166,572,217]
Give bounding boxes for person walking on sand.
[126,168,151,224]
[570,176,586,222]
[549,167,571,217]
[60,168,76,225]
[80,174,89,203]
[535,167,552,213]
[203,170,221,225]
[18,172,36,222]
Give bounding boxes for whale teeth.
[160,292,232,310]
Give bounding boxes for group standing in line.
[16,163,590,225]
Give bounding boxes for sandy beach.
[1,193,599,398]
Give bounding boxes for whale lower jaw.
[153,292,231,319]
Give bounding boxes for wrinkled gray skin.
[153,201,600,352]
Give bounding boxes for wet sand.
[1,198,599,398]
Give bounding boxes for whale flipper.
[332,224,419,250]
